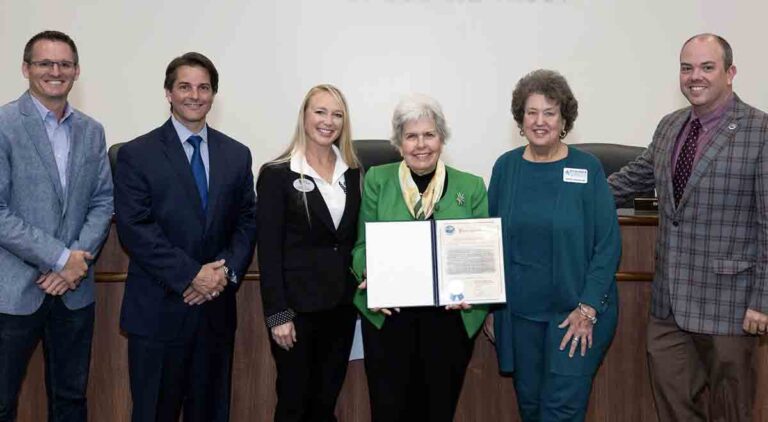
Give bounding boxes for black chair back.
[352,139,401,172]
[570,142,654,208]
[570,143,645,177]
[108,142,125,181]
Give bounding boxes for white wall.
[2,0,767,180]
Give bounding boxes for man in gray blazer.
[610,33,768,421]
[0,31,113,421]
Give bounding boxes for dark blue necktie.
[187,135,208,210]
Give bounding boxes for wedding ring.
[572,336,580,343]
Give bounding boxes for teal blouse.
[507,158,564,320]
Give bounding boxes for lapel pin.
[456,192,465,206]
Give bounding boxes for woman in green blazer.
[351,94,488,422]
[488,70,621,422]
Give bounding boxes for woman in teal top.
[352,94,488,422]
[488,70,621,422]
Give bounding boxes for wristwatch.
[221,265,238,284]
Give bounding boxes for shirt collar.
[171,115,208,145]
[289,144,349,184]
[690,93,734,131]
[29,93,74,124]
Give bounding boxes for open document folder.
[365,218,506,308]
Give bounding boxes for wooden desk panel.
[15,215,768,421]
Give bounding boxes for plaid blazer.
[609,95,768,335]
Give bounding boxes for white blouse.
[289,145,348,229]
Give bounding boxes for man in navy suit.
[0,30,113,421]
[114,52,257,422]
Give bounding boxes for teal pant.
[510,315,594,422]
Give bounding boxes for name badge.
[563,168,588,184]
[293,178,315,193]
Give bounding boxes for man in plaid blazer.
[609,34,768,421]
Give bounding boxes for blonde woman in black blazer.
[257,84,361,422]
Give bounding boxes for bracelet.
[578,303,597,325]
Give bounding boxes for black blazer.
[115,119,258,340]
[256,161,361,319]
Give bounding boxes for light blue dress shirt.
[171,116,209,187]
[30,95,73,190]
[30,95,74,272]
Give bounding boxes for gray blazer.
[609,94,768,335]
[0,92,114,315]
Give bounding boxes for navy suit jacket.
[115,119,257,340]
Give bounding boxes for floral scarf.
[397,160,446,220]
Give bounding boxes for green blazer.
[351,162,489,337]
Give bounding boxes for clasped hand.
[36,250,93,295]
[183,259,227,305]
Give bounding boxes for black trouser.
[361,307,475,422]
[127,321,234,422]
[270,305,357,422]
[0,296,94,422]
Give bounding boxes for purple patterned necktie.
[672,118,702,207]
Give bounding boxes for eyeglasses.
[27,60,77,71]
